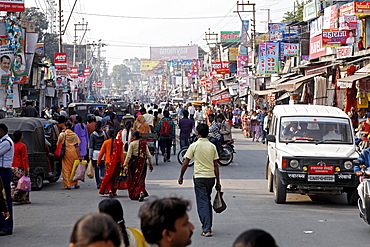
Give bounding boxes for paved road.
[2,129,369,246]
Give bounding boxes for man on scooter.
[208,114,223,156]
[354,147,370,209]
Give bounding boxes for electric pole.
[58,0,63,52]
[73,19,88,66]
[204,28,220,62]
[261,8,270,31]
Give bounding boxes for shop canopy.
[275,72,325,92]
[337,73,370,88]
[251,89,278,95]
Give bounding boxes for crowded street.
[1,129,367,247]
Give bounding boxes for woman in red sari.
[123,131,153,202]
[98,130,124,198]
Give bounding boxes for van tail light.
[282,159,287,169]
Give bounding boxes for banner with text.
[0,0,24,12]
[265,42,279,74]
[220,31,240,43]
[150,45,198,60]
[322,29,349,47]
[239,20,249,56]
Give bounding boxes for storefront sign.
[323,5,338,29]
[211,91,231,105]
[339,15,358,29]
[239,20,249,56]
[220,31,240,43]
[84,68,90,76]
[54,53,67,70]
[336,46,353,58]
[340,1,370,16]
[265,42,279,74]
[268,23,299,42]
[309,35,328,60]
[70,67,78,78]
[229,47,239,61]
[237,55,248,77]
[96,81,103,89]
[211,61,229,75]
[322,29,349,47]
[303,1,317,21]
[150,45,198,60]
[258,43,266,75]
[310,16,323,38]
[280,43,300,58]
[0,0,24,12]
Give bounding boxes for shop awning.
[251,89,277,95]
[275,72,325,92]
[337,73,370,83]
[276,92,290,101]
[355,64,370,73]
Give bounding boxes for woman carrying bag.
[11,131,30,204]
[57,122,81,190]
[123,131,153,202]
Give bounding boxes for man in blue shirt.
[0,123,14,236]
[179,110,194,149]
[257,108,267,144]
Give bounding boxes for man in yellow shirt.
[178,124,221,237]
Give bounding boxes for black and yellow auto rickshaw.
[0,117,61,190]
[67,102,108,122]
[112,101,134,119]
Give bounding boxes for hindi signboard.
[150,45,198,60]
[322,29,349,47]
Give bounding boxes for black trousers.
[160,139,172,160]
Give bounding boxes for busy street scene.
[2,0,370,247]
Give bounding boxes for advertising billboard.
[150,45,198,60]
[322,29,350,47]
[220,31,240,43]
[54,53,67,70]
[0,0,24,12]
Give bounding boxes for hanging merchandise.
[358,92,369,108]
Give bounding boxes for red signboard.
[309,35,328,60]
[322,29,349,47]
[336,47,353,58]
[54,53,67,70]
[309,166,334,174]
[0,0,25,12]
[340,1,370,16]
[339,15,358,30]
[211,61,230,75]
[70,67,78,78]
[96,81,103,88]
[211,91,231,105]
[84,68,90,76]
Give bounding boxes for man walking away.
[178,124,221,237]
[20,101,39,117]
[139,197,194,247]
[0,123,14,236]
[188,103,195,120]
[156,110,175,162]
[178,110,194,149]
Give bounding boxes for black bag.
[213,191,227,213]
[124,131,129,152]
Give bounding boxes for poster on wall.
[322,29,350,47]
[265,42,279,74]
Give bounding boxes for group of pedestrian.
[69,196,277,247]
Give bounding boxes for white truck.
[266,105,359,204]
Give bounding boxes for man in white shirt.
[0,55,11,85]
[187,103,195,121]
[0,123,14,235]
[323,123,342,141]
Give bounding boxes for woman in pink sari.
[123,131,153,202]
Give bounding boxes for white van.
[266,105,359,204]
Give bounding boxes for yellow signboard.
[140,60,161,71]
[229,47,239,61]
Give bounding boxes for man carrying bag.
[178,124,222,238]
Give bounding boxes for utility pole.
[260,8,270,32]
[73,19,88,66]
[234,1,257,111]
[204,28,220,62]
[58,0,63,52]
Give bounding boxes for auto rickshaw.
[112,101,134,119]
[67,102,107,122]
[0,117,61,190]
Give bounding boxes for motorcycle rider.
[217,114,232,144]
[354,147,370,209]
[208,114,223,156]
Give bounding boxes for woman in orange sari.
[57,122,81,189]
[133,115,151,133]
[98,130,124,198]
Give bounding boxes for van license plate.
[307,175,335,182]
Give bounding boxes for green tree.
[111,64,132,88]
[281,0,308,22]
[20,7,58,60]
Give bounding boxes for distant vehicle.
[111,101,134,119]
[171,98,184,105]
[266,105,359,205]
[68,102,107,122]
[0,117,61,190]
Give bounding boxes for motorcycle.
[218,140,235,166]
[358,164,370,225]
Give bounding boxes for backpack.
[160,119,171,137]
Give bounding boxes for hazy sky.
[26,0,295,69]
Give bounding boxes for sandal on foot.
[201,232,212,237]
[74,185,80,189]
[139,193,145,202]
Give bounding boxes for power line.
[69,12,235,20]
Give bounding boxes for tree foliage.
[281,0,308,22]
[20,7,58,60]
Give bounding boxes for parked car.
[266,105,359,205]
[0,117,61,190]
